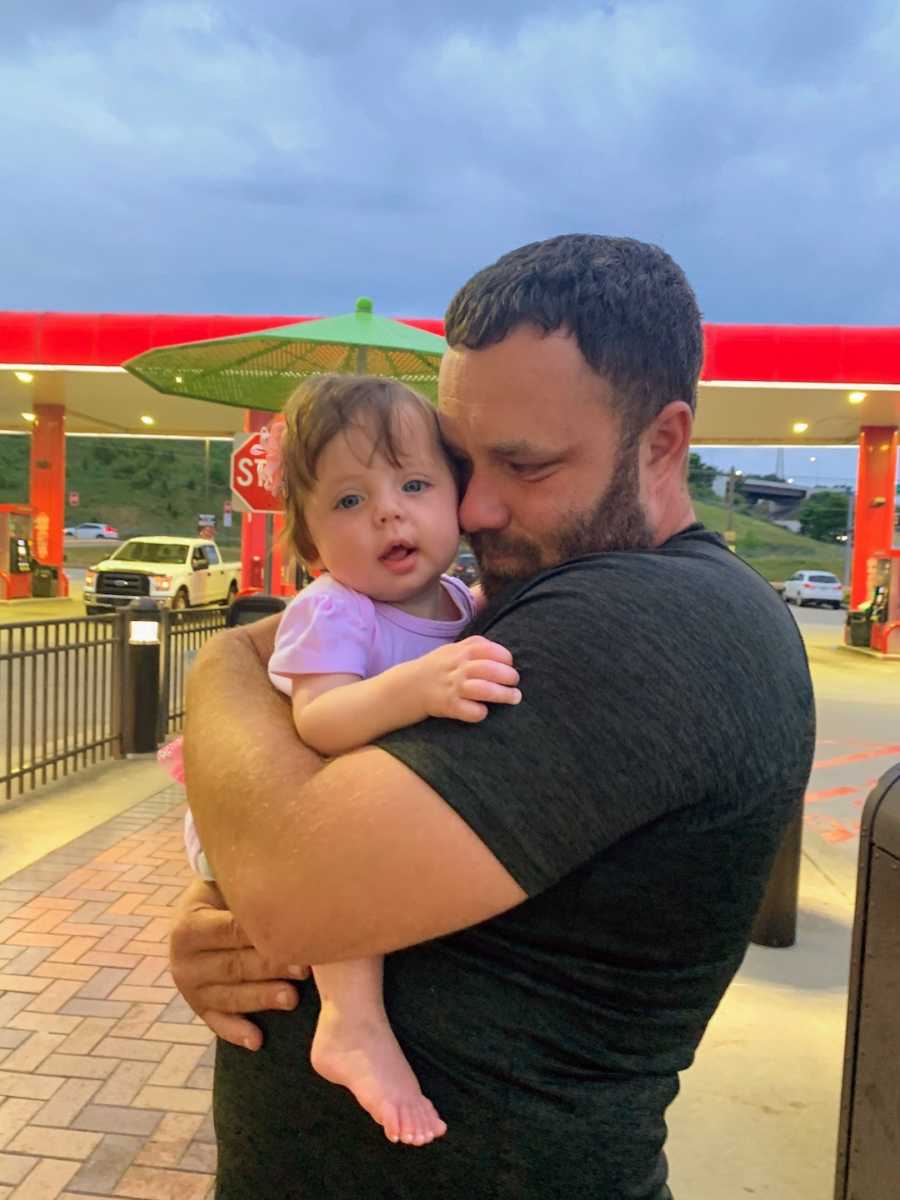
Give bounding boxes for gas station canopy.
[1,312,899,444]
[0,310,898,619]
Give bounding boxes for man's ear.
[642,401,693,484]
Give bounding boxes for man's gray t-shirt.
[212,525,815,1199]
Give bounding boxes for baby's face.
[303,405,461,605]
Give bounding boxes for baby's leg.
[310,956,447,1146]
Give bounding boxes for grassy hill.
[692,499,846,581]
[0,433,846,581]
[0,434,240,550]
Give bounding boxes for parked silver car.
[783,570,843,609]
[64,522,120,540]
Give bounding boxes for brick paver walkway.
[0,786,216,1199]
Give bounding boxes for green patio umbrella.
[123,297,447,412]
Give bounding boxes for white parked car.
[783,570,844,609]
[65,521,120,540]
[83,536,241,614]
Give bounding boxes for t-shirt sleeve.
[269,584,373,680]
[376,559,747,897]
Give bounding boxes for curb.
[836,643,900,662]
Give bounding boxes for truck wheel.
[172,589,189,611]
[223,581,238,607]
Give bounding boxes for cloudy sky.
[4,0,899,481]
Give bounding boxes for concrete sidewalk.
[667,840,853,1198]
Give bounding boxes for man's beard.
[469,436,654,601]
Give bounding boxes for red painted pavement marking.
[805,786,860,805]
[804,813,861,843]
[812,745,900,770]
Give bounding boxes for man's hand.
[169,879,309,1050]
[413,635,522,723]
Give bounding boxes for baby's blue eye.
[337,494,362,510]
[402,479,428,494]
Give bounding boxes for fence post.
[157,609,172,745]
[122,598,163,756]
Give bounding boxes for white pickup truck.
[84,536,241,614]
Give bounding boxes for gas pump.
[0,505,34,600]
[846,550,900,654]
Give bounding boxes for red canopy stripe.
[1,312,899,385]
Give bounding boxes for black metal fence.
[1,606,228,803]
[159,607,229,738]
[1,613,123,801]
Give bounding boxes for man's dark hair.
[444,234,704,436]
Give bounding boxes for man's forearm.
[183,626,325,896]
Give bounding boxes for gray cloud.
[2,0,898,325]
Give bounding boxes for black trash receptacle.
[226,593,286,628]
[834,763,900,1199]
[845,610,872,647]
[31,565,59,598]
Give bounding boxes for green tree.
[797,491,850,543]
[688,452,717,498]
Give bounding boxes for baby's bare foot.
[311,1006,447,1146]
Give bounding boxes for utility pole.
[724,467,739,552]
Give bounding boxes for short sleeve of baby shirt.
[268,578,374,680]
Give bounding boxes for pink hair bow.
[257,415,287,497]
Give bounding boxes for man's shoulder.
[477,525,804,675]
[485,526,750,617]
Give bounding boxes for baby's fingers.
[461,677,522,706]
[448,697,490,723]
[466,659,519,688]
[459,636,514,666]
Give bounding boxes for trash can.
[31,564,59,598]
[226,593,286,628]
[845,610,872,647]
[834,762,900,1199]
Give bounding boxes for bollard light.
[127,596,162,645]
[123,597,163,755]
[129,620,160,644]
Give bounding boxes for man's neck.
[652,494,698,547]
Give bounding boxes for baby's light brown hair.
[277,374,448,566]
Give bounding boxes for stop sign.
[230,432,281,513]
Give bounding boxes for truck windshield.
[112,542,190,565]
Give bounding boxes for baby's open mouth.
[381,543,416,562]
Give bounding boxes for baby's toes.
[400,1103,432,1146]
[380,1101,402,1145]
[424,1099,447,1139]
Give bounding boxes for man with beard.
[170,235,814,1200]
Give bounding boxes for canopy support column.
[29,380,69,597]
[850,426,898,608]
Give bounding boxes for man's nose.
[458,473,509,533]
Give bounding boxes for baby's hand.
[415,636,521,723]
